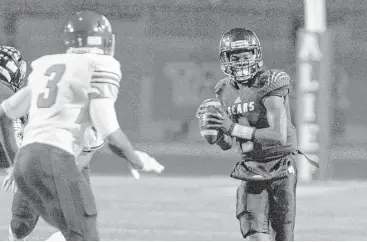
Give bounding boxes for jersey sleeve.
[89,98,120,139]
[82,126,105,153]
[214,77,233,110]
[89,55,122,101]
[214,78,230,97]
[261,69,290,101]
[1,85,31,120]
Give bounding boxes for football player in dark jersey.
[0,45,31,240]
[0,46,26,170]
[197,28,315,241]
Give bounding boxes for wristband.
[230,124,256,141]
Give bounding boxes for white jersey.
[1,53,121,157]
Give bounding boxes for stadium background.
[0,0,366,180]
[2,1,367,240]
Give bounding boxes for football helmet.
[219,28,263,83]
[0,46,27,92]
[63,10,115,56]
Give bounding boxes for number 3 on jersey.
[37,64,66,108]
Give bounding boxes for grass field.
[0,175,366,241]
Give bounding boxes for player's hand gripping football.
[205,107,234,134]
[128,151,165,180]
[196,99,215,118]
[2,166,17,193]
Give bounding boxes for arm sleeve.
[89,98,120,140]
[0,86,31,119]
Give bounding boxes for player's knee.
[236,183,247,217]
[10,219,32,240]
[272,220,294,241]
[238,214,271,240]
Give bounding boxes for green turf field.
[0,176,366,241]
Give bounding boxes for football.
[199,99,224,144]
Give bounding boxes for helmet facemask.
[220,47,263,84]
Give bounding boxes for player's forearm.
[253,128,286,146]
[229,124,286,146]
[215,133,232,150]
[0,116,18,165]
[105,129,144,169]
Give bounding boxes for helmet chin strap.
[232,62,261,84]
[234,76,251,85]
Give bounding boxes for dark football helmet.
[0,46,27,92]
[219,28,263,83]
[63,10,115,56]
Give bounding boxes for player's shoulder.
[88,54,122,87]
[255,69,290,94]
[31,53,72,68]
[88,54,121,73]
[30,54,52,67]
[214,77,231,96]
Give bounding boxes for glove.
[129,151,165,180]
[2,166,17,193]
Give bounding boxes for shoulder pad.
[257,69,290,95]
[214,77,231,96]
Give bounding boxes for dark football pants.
[236,154,298,241]
[10,166,91,240]
[13,143,99,241]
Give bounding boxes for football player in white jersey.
[0,46,107,241]
[0,10,163,241]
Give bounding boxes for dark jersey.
[0,82,24,168]
[215,69,297,160]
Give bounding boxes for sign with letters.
[296,29,331,181]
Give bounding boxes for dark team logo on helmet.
[219,28,263,84]
[0,46,27,92]
[63,10,115,56]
